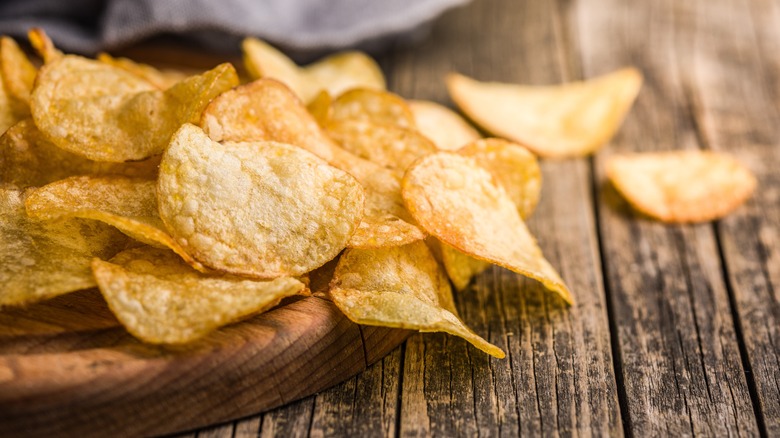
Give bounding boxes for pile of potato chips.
[0,30,755,358]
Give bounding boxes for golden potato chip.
[158,124,365,278]
[1,37,36,117]
[440,242,491,291]
[31,57,237,162]
[97,53,187,89]
[307,90,332,126]
[409,100,481,151]
[447,68,642,158]
[0,185,127,307]
[23,175,206,271]
[0,120,160,187]
[458,138,541,218]
[242,37,385,103]
[326,119,437,174]
[330,88,416,128]
[402,152,572,304]
[93,246,305,344]
[199,78,424,248]
[27,28,62,64]
[329,242,505,358]
[0,75,18,134]
[606,150,756,223]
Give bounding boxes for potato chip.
[31,57,238,162]
[329,242,505,358]
[326,119,437,174]
[1,37,36,117]
[439,242,491,291]
[409,100,481,151]
[0,185,127,307]
[307,90,332,126]
[458,138,541,218]
[97,53,187,89]
[158,124,364,277]
[242,37,385,103]
[402,152,572,304]
[199,78,424,248]
[329,88,416,128]
[92,246,305,344]
[23,175,206,271]
[27,28,62,64]
[0,120,160,187]
[606,150,756,223]
[0,74,18,134]
[447,68,642,158]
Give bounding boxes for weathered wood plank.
[574,0,761,434]
[683,0,780,433]
[389,0,621,435]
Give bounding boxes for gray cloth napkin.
[0,0,469,56]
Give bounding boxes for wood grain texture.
[388,0,622,435]
[575,0,762,435]
[0,295,408,437]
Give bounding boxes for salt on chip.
[0,185,127,307]
[0,120,160,187]
[329,88,416,128]
[158,123,365,278]
[199,78,424,248]
[242,37,385,104]
[24,175,206,271]
[326,119,437,174]
[1,37,36,117]
[409,100,481,151]
[31,56,238,162]
[97,53,187,90]
[447,68,642,158]
[606,150,756,223]
[92,246,305,344]
[329,242,505,358]
[402,152,573,304]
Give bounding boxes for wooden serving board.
[0,289,411,437]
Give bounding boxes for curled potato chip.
[93,246,305,344]
[606,150,756,223]
[242,37,385,103]
[0,186,127,307]
[1,37,36,117]
[31,57,238,162]
[23,175,206,271]
[409,100,481,151]
[158,124,365,278]
[330,88,416,128]
[329,242,505,358]
[402,152,572,304]
[458,138,541,218]
[97,53,187,90]
[200,78,424,248]
[0,120,160,187]
[27,28,62,64]
[326,119,437,174]
[447,68,642,158]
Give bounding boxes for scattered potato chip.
[0,185,127,307]
[606,150,756,223]
[24,175,206,271]
[158,124,365,278]
[329,88,416,128]
[92,246,305,344]
[200,78,424,248]
[447,68,642,158]
[0,120,160,187]
[242,37,385,104]
[329,242,505,358]
[1,37,36,117]
[409,100,481,150]
[97,53,187,89]
[326,119,437,174]
[458,138,541,218]
[31,57,238,162]
[402,152,572,304]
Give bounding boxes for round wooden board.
[0,289,411,437]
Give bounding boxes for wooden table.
[164,0,778,435]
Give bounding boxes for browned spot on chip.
[607,150,757,223]
[409,100,481,151]
[93,246,305,344]
[447,68,642,158]
[402,152,572,304]
[329,242,505,358]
